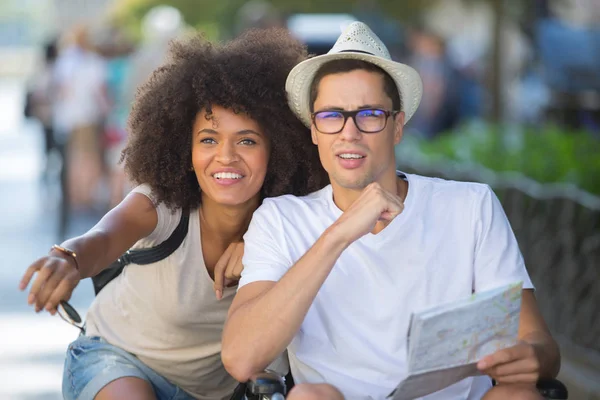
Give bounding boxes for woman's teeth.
[213,172,243,179]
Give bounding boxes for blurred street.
[0,78,96,400]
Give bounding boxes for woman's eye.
[200,138,216,144]
[239,139,257,146]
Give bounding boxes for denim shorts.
[62,335,195,400]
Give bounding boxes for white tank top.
[85,184,238,399]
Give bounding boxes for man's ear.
[311,124,318,145]
[393,111,405,145]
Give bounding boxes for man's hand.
[332,182,404,245]
[213,241,244,300]
[477,341,541,384]
[19,254,81,315]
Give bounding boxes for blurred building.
[52,0,116,31]
[286,13,357,55]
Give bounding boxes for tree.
[109,0,437,40]
[109,0,562,124]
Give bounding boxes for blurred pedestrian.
[52,25,109,238]
[26,38,59,179]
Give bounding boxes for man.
[222,22,560,400]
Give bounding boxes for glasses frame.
[311,108,400,134]
[58,300,85,334]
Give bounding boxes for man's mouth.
[337,153,365,159]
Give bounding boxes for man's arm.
[222,182,405,382]
[471,186,560,381]
[222,227,348,382]
[519,290,561,378]
[477,290,561,382]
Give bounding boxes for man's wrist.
[521,334,561,378]
[322,223,351,253]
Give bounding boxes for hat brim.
[286,52,423,128]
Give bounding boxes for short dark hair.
[122,28,328,211]
[309,59,402,112]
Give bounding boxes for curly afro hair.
[122,28,328,211]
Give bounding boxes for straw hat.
[286,21,423,128]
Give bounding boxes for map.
[388,281,523,400]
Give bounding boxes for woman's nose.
[215,142,239,164]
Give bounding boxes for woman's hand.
[19,252,81,315]
[213,241,245,300]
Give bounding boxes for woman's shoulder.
[129,184,187,248]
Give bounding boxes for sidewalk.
[0,79,95,400]
[557,338,600,400]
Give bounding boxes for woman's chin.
[203,192,260,208]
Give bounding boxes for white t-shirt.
[239,172,534,400]
[85,185,238,400]
[52,46,108,136]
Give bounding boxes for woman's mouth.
[212,172,245,186]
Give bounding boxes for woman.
[18,29,327,400]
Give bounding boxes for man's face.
[311,69,404,190]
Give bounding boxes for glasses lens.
[356,109,386,132]
[59,300,82,324]
[314,111,344,133]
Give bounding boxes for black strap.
[114,210,190,267]
[91,210,190,295]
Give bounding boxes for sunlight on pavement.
[0,149,41,182]
[0,312,87,399]
[0,79,41,182]
[0,79,24,136]
[0,312,82,358]
[0,362,63,398]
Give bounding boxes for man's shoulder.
[408,172,492,200]
[260,185,331,214]
[246,186,332,240]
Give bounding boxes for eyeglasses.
[58,300,84,334]
[311,108,399,134]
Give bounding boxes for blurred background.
[0,0,598,399]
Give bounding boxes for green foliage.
[108,0,436,40]
[399,124,600,195]
[109,0,242,41]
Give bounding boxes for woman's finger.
[19,258,45,292]
[231,250,244,278]
[36,265,65,311]
[45,275,78,315]
[213,243,236,299]
[28,261,58,309]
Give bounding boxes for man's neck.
[331,169,406,212]
[199,194,259,245]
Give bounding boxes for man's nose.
[338,116,362,142]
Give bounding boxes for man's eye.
[360,109,383,118]
[318,112,343,119]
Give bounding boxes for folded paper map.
[388,281,523,400]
